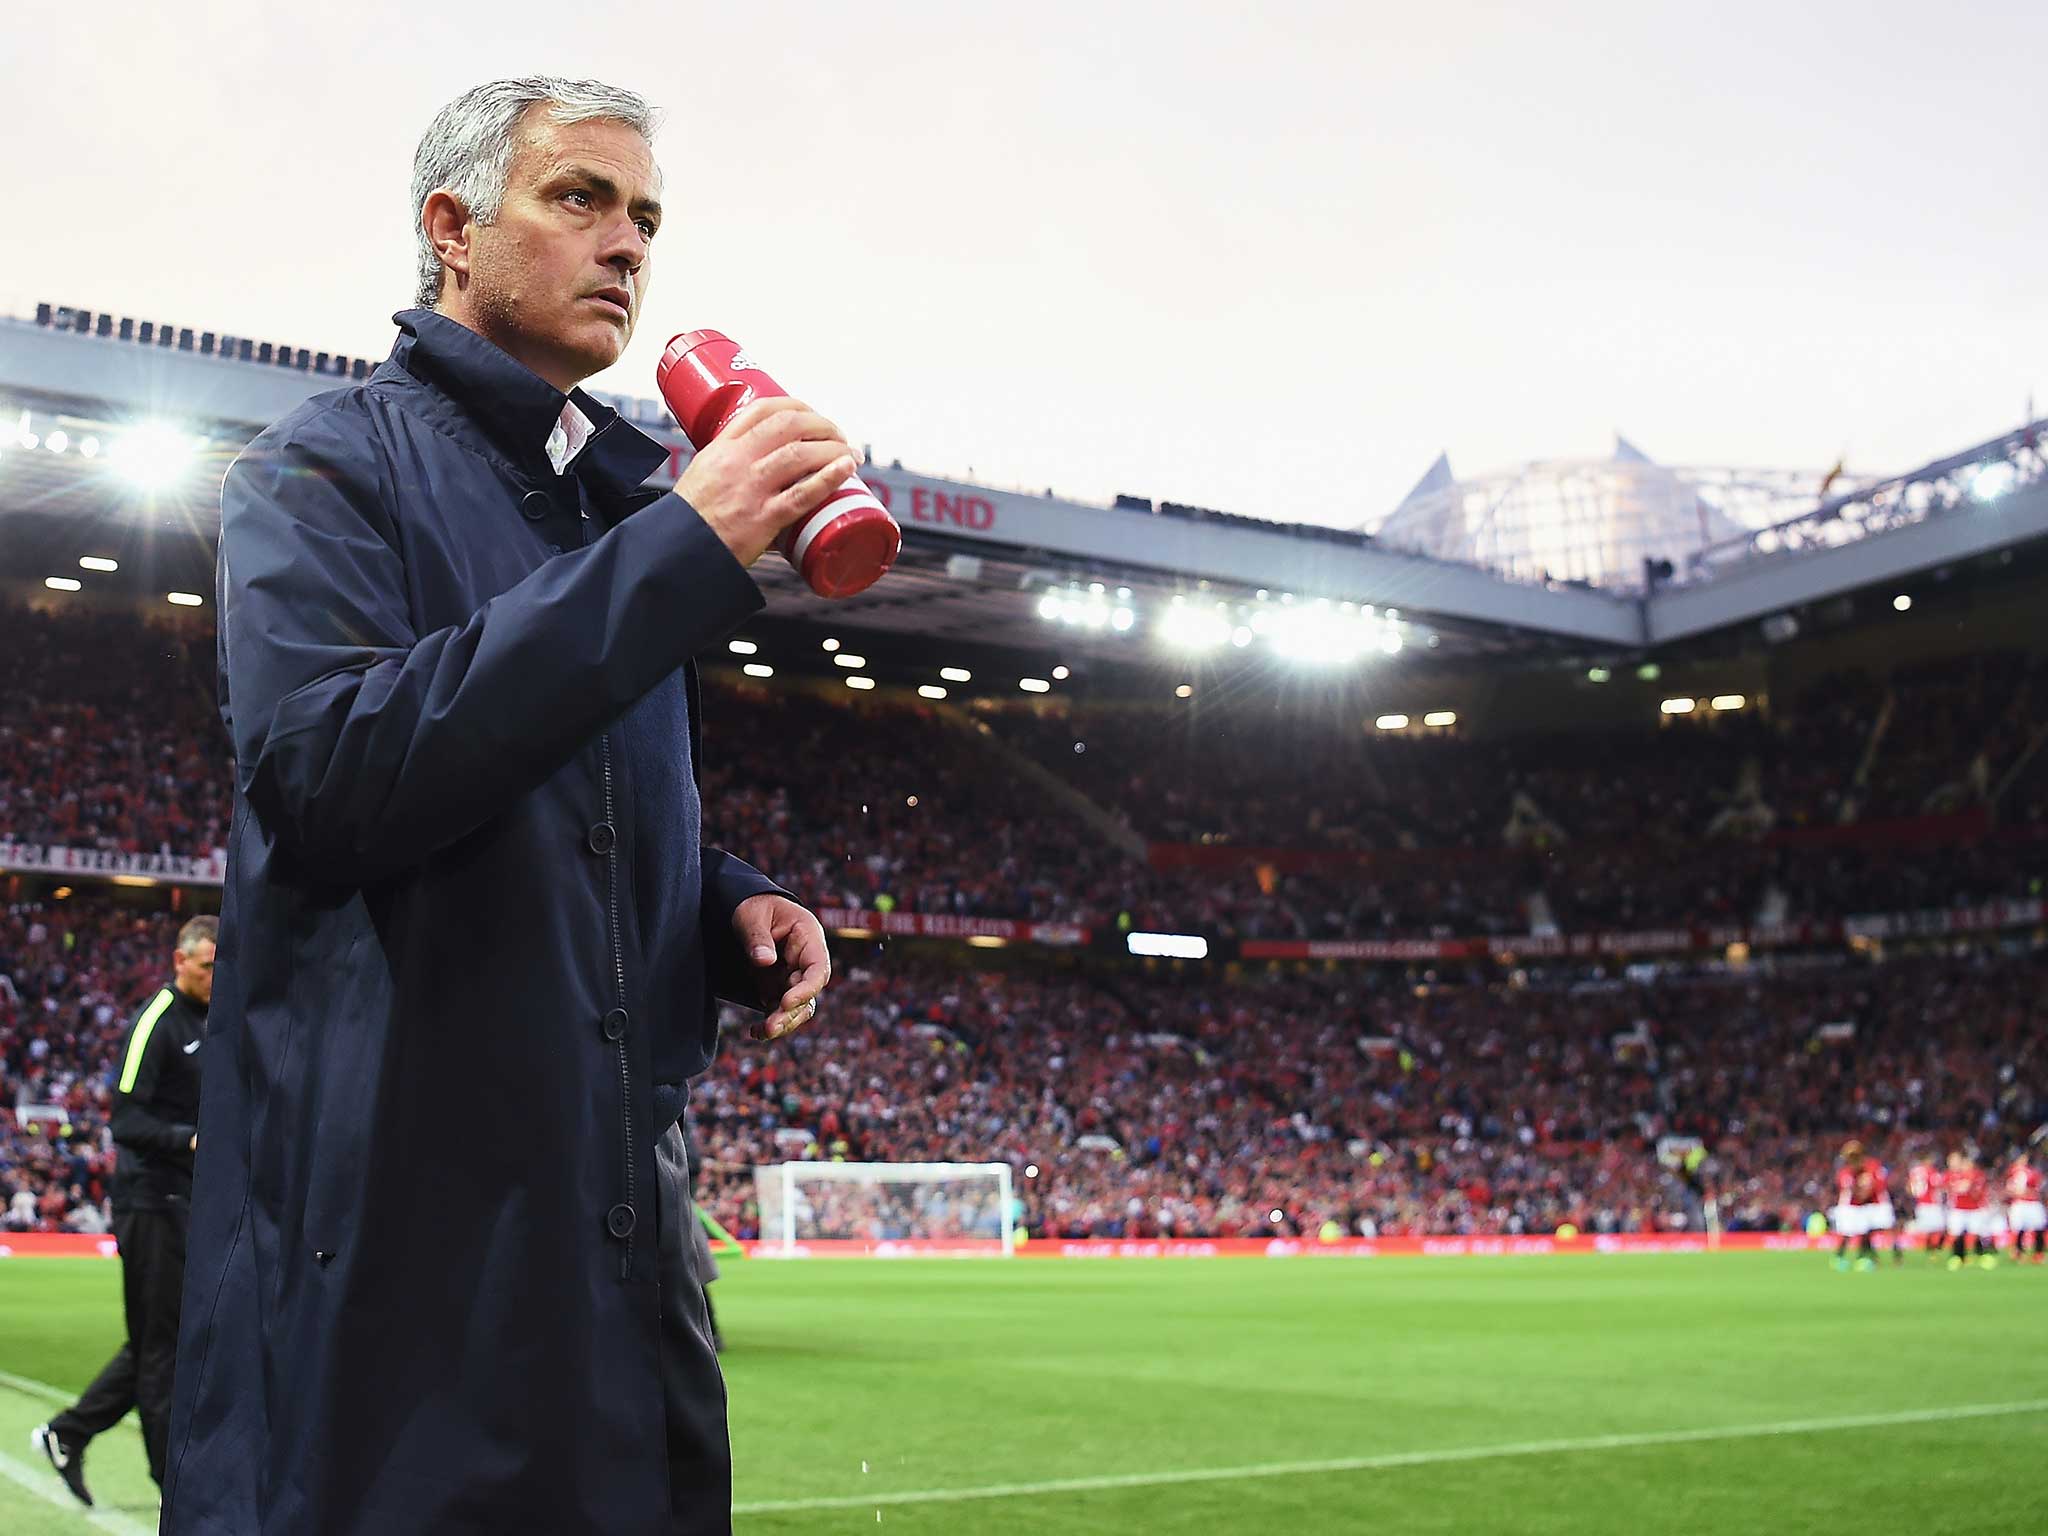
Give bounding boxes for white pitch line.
[732,1398,2048,1515]
[0,1372,153,1534]
[0,1446,156,1536]
[0,1369,74,1407]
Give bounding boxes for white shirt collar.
[544,399,596,476]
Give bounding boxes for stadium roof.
[4,305,2045,667]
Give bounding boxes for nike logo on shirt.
[183,1039,203,1054]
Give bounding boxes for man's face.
[452,110,662,391]
[175,939,216,1005]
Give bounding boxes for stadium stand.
[4,601,2043,1244]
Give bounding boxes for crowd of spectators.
[689,944,2044,1243]
[0,605,227,858]
[0,895,183,1234]
[4,603,2042,944]
[4,602,2046,1242]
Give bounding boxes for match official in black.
[164,76,836,1535]
[35,914,215,1506]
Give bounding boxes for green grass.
[3,1252,2045,1533]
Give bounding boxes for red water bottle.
[657,330,901,598]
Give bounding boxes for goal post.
[753,1161,1017,1257]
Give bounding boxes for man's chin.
[552,327,630,387]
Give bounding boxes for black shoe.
[31,1424,94,1507]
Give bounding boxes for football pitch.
[1,1252,2043,1534]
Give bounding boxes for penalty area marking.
[731,1397,2048,1515]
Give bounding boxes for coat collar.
[384,309,668,500]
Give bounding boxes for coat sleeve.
[700,847,795,1008]
[109,993,197,1164]
[220,406,763,885]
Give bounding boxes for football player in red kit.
[1945,1151,1997,1271]
[1831,1141,1890,1272]
[2004,1155,2045,1262]
[1905,1155,1947,1259]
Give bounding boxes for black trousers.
[656,1122,731,1535]
[51,1203,186,1486]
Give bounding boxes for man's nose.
[599,220,648,276]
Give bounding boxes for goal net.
[753,1161,1016,1257]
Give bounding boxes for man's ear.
[421,189,475,292]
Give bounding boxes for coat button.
[587,822,616,855]
[606,1203,637,1239]
[520,490,552,521]
[601,1007,629,1041]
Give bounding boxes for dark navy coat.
[165,311,782,1534]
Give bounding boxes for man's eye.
[564,190,592,208]
[637,220,657,239]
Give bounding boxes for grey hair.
[176,915,219,954]
[410,77,662,310]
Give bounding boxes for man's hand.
[732,894,831,1041]
[676,398,861,568]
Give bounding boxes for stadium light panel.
[727,639,758,655]
[1893,594,1912,612]
[110,422,201,490]
[45,430,68,454]
[822,637,841,652]
[1019,677,1051,693]
[79,557,118,572]
[1423,711,1457,727]
[742,663,774,678]
[1636,663,1662,682]
[1587,667,1612,684]
[834,654,867,669]
[1971,462,2016,501]
[167,592,205,607]
[1174,684,1193,698]
[1660,697,1696,714]
[1161,601,1233,651]
[79,437,99,458]
[1036,592,1062,621]
[917,684,947,700]
[1110,606,1135,632]
[1232,626,1253,647]
[1375,714,1409,730]
[939,666,972,683]
[964,935,1008,948]
[1051,666,1069,681]
[45,576,82,592]
[1127,932,1209,959]
[1710,694,1745,711]
[844,675,876,691]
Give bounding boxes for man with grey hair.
[164,77,842,1535]
[36,914,216,1508]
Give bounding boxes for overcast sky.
[7,1,2042,527]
